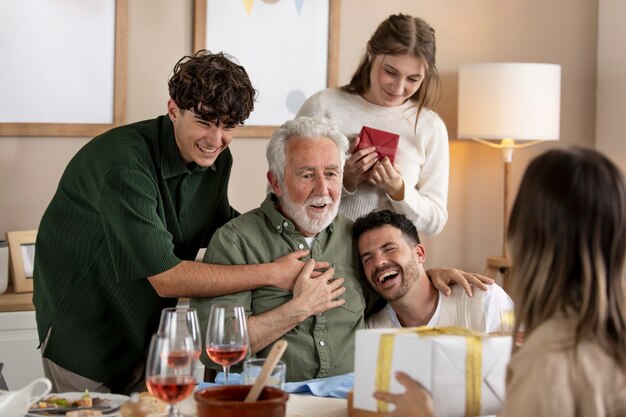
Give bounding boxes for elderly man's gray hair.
[266,116,349,183]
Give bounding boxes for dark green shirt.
[33,116,237,393]
[191,194,366,382]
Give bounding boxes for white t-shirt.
[367,284,513,332]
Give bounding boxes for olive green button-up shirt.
[191,194,366,381]
[34,115,237,393]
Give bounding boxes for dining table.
[94,392,349,417]
[21,393,347,417]
[19,374,497,416]
[273,394,347,417]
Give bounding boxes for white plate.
[26,392,129,416]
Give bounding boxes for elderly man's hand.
[373,372,435,417]
[271,250,331,291]
[426,268,494,297]
[289,259,346,321]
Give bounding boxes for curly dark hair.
[168,50,257,127]
[353,209,421,246]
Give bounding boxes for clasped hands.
[344,135,404,201]
[290,259,346,321]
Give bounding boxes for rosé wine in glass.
[206,344,248,367]
[205,304,249,384]
[146,375,196,404]
[161,350,194,369]
[158,307,202,362]
[146,333,196,417]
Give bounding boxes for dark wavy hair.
[342,14,440,121]
[168,50,256,127]
[353,209,421,246]
[508,147,626,367]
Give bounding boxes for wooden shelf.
[0,286,34,312]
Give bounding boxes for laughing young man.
[354,210,513,331]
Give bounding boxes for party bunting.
[294,0,304,14]
[242,0,254,16]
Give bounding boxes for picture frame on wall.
[0,0,128,137]
[7,230,37,293]
[193,0,340,138]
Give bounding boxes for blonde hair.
[508,147,626,367]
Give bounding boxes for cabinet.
[0,299,199,390]
[0,310,45,389]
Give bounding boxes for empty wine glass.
[158,307,202,361]
[205,303,249,385]
[145,333,197,417]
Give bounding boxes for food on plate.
[32,390,96,410]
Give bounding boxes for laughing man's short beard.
[373,257,420,302]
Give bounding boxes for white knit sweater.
[296,88,449,236]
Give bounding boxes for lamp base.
[484,256,512,292]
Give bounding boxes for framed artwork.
[0,0,128,137]
[7,230,37,293]
[193,0,340,137]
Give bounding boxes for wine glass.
[158,307,202,361]
[145,333,197,417]
[205,303,249,385]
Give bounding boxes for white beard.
[279,191,339,235]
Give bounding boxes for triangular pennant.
[242,0,254,16]
[293,0,304,14]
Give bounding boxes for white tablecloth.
[287,394,347,417]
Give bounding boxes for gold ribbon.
[374,326,483,416]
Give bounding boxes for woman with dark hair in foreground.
[375,147,626,417]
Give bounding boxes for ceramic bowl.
[195,385,288,417]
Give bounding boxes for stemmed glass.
[205,303,249,385]
[145,333,197,417]
[158,307,202,361]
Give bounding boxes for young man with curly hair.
[33,51,319,394]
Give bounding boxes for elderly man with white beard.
[191,116,490,382]
[192,116,367,382]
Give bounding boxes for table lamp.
[457,63,561,288]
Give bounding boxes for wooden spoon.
[243,339,288,402]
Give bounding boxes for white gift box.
[353,327,512,417]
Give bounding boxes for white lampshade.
[458,63,561,141]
